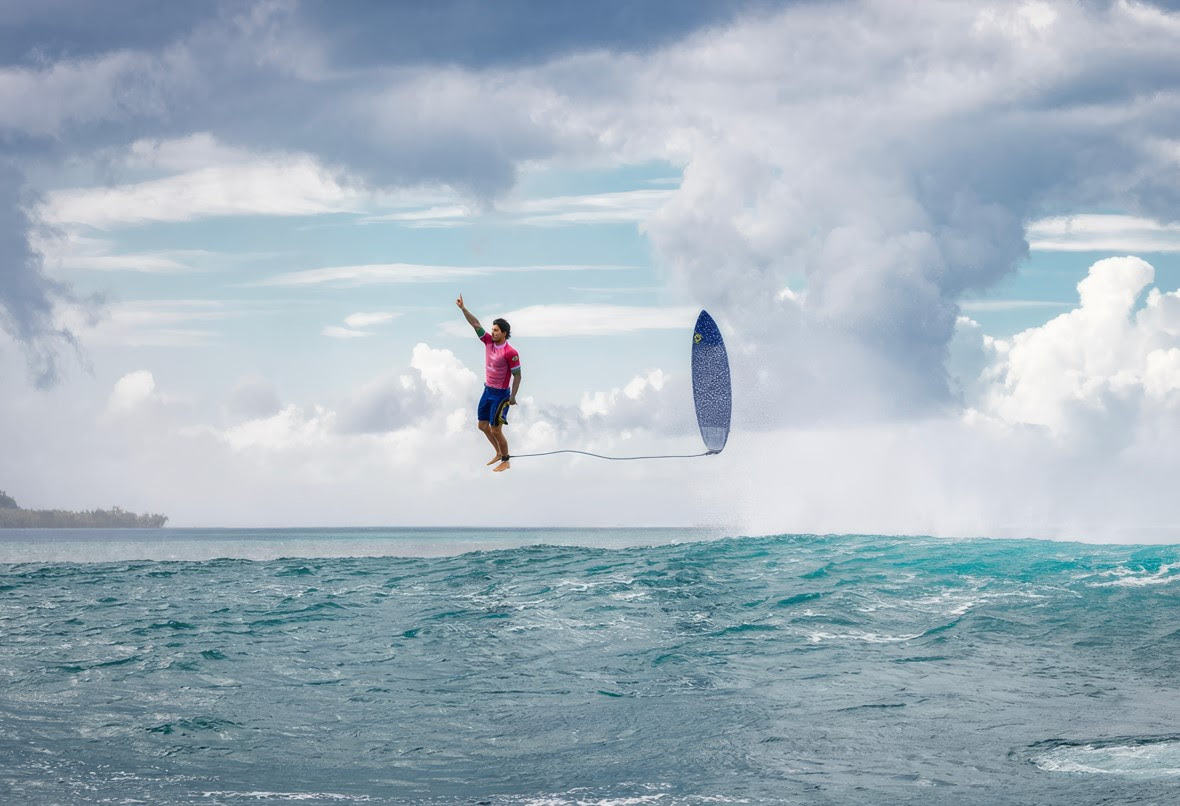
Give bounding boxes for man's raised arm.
[456,293,482,333]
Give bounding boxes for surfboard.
[691,309,732,454]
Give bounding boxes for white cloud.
[31,228,293,279]
[1028,215,1180,253]
[38,153,364,229]
[337,373,427,435]
[106,370,162,416]
[29,230,210,275]
[960,300,1071,312]
[973,0,1059,40]
[251,262,635,288]
[226,373,282,419]
[336,343,478,435]
[323,312,400,339]
[569,286,662,296]
[409,342,480,403]
[343,312,397,328]
[321,326,371,339]
[259,263,487,287]
[56,299,248,347]
[579,368,673,420]
[56,254,193,273]
[120,133,263,174]
[0,50,162,137]
[363,188,675,228]
[961,256,1180,436]
[479,304,699,338]
[219,404,338,452]
[513,189,675,226]
[363,205,474,228]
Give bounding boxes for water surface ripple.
[2,530,1179,804]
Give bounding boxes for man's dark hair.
[492,317,511,338]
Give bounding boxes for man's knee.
[489,424,503,437]
[477,420,490,432]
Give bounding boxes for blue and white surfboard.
[691,310,732,454]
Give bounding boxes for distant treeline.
[0,490,168,528]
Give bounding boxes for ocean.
[2,527,1179,805]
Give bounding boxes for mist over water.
[0,526,723,564]
[2,529,1179,804]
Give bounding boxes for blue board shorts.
[477,385,512,425]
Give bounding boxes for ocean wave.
[3,530,1180,804]
[1029,736,1180,776]
[1088,562,1180,588]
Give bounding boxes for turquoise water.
[2,528,1180,804]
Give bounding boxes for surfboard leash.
[507,449,717,461]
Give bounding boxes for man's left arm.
[509,368,521,404]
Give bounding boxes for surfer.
[456,294,521,472]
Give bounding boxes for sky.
[3,0,1180,539]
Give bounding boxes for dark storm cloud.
[1,0,768,383]
[0,164,84,387]
[1,0,774,192]
[0,1,214,65]
[0,0,764,69]
[272,0,760,70]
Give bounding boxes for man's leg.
[489,424,510,472]
[478,420,501,464]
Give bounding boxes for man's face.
[491,324,506,343]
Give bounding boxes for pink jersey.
[480,331,521,389]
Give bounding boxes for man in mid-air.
[456,294,521,472]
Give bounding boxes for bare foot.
[492,460,511,472]
[487,454,504,466]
